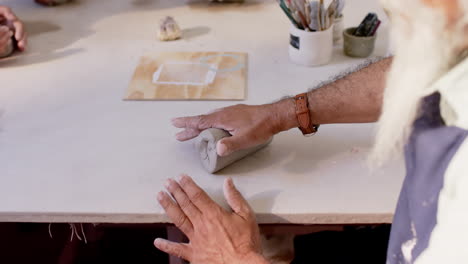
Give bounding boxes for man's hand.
[0,6,27,51]
[172,99,298,156]
[155,175,269,264]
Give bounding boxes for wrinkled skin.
[154,175,269,264]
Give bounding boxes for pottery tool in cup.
[195,128,273,173]
[335,0,345,17]
[332,0,345,44]
[326,0,337,26]
[354,13,381,37]
[278,0,338,32]
[308,1,320,31]
[279,2,298,27]
[278,0,301,29]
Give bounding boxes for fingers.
[154,238,192,261]
[175,128,201,141]
[223,178,253,220]
[165,178,202,221]
[12,20,26,51]
[171,115,213,130]
[157,191,194,237]
[178,174,218,212]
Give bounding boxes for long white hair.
[370,0,468,166]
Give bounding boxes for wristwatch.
[294,93,320,136]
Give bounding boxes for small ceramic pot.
[289,25,334,67]
[343,27,377,58]
[333,15,344,44]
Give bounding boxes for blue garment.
[386,93,468,263]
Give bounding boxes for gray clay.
[195,128,273,173]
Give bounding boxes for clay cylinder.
[195,128,273,173]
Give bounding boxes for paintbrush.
[278,0,301,28]
[297,10,312,31]
[296,0,306,17]
[319,0,325,31]
[335,0,345,18]
[326,0,337,29]
[308,1,320,31]
[368,19,381,36]
[354,13,378,36]
[304,1,311,26]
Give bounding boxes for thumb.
[223,178,253,220]
[217,134,257,157]
[154,238,192,262]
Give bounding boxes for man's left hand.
[155,175,269,264]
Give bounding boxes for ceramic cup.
[289,25,333,67]
[333,15,344,44]
[343,27,377,58]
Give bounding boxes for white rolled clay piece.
[195,128,273,173]
[0,39,14,58]
[157,16,181,41]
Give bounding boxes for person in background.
[0,0,71,57]
[0,6,26,56]
[154,0,468,263]
[35,0,71,6]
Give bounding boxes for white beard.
[369,2,465,166]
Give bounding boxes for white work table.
[0,0,404,224]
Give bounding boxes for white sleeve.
[414,138,468,264]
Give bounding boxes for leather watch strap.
[294,93,320,136]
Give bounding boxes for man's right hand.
[172,99,298,157]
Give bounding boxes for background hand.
[0,26,13,56]
[0,6,27,51]
[155,175,268,264]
